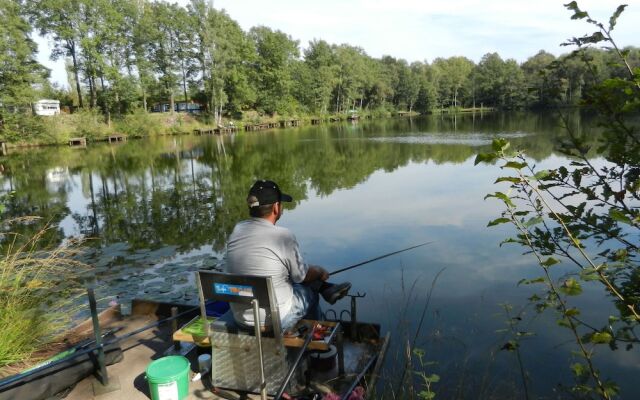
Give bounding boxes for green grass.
[0,220,87,376]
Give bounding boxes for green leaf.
[499,238,519,247]
[502,161,527,170]
[533,169,551,180]
[572,169,582,187]
[565,308,580,317]
[541,257,559,267]
[560,278,582,296]
[523,216,543,228]
[474,152,497,165]
[557,318,572,328]
[609,5,627,31]
[487,217,511,227]
[590,332,613,344]
[426,374,440,383]
[528,294,541,302]
[602,381,620,397]
[579,269,600,282]
[418,390,436,400]
[500,340,518,351]
[492,138,510,152]
[494,176,522,184]
[517,277,545,286]
[484,192,515,207]
[571,11,588,20]
[609,208,632,224]
[570,362,587,377]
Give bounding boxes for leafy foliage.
[476,3,639,398]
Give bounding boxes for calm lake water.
[1,111,638,398]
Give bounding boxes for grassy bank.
[0,110,206,147]
[0,106,472,147]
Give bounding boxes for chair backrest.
[196,270,283,338]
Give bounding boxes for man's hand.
[316,266,329,281]
[303,265,330,283]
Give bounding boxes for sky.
[35,0,640,87]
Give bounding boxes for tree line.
[2,0,640,125]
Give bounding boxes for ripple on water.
[368,131,530,146]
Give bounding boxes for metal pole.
[87,288,108,386]
[171,307,180,351]
[274,324,315,400]
[340,353,378,400]
[252,299,267,400]
[196,272,209,336]
[337,327,345,376]
[350,296,357,341]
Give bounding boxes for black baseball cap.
[247,180,293,208]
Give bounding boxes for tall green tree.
[0,0,48,108]
[333,45,369,112]
[303,40,337,113]
[27,0,86,107]
[146,1,182,114]
[474,53,526,109]
[131,0,156,112]
[397,61,420,112]
[413,62,438,113]
[212,9,256,118]
[522,50,556,107]
[433,56,475,108]
[249,26,299,115]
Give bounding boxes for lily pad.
[103,242,130,252]
[124,253,148,261]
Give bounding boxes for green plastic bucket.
[146,355,190,400]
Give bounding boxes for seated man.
[225,179,351,331]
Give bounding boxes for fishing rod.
[329,241,433,276]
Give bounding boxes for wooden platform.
[59,299,389,400]
[69,137,87,147]
[244,122,280,131]
[194,126,238,135]
[108,134,126,143]
[279,120,300,128]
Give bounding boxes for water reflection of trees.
[0,112,603,253]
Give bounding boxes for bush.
[0,113,47,143]
[73,109,112,141]
[115,111,163,138]
[0,219,87,373]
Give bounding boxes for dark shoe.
[321,282,352,305]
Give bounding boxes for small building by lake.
[33,99,61,116]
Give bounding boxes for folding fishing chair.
[195,270,290,397]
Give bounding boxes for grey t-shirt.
[224,218,308,326]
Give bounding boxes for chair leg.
[252,299,267,400]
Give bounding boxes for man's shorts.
[281,283,320,331]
